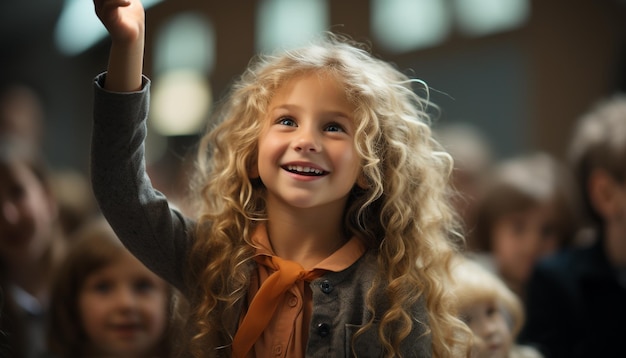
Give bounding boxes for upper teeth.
[287,165,324,174]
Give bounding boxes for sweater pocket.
[345,323,384,358]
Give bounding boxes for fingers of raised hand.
[93,0,144,42]
[94,0,131,14]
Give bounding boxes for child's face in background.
[461,299,513,358]
[257,73,361,211]
[491,203,559,288]
[79,250,169,357]
[0,161,56,267]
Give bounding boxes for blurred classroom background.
[1,0,625,189]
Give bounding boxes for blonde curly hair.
[186,34,470,357]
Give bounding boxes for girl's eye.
[9,184,25,200]
[92,280,113,294]
[133,278,157,294]
[486,304,498,317]
[325,123,345,133]
[277,117,296,126]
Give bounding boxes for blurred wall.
[1,0,625,175]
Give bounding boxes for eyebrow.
[270,104,353,120]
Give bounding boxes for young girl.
[47,217,186,357]
[472,152,579,300]
[92,0,470,356]
[450,256,542,358]
[0,136,66,358]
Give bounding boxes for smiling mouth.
[283,165,327,176]
[111,323,142,333]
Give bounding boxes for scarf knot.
[231,255,323,358]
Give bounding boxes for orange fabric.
[232,256,322,358]
[232,224,366,358]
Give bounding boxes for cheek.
[335,144,361,178]
[142,293,170,335]
[496,319,514,349]
[26,190,56,238]
[256,141,270,166]
[491,225,519,257]
[256,136,281,171]
[614,193,626,220]
[78,294,104,337]
[467,320,483,336]
[468,316,489,338]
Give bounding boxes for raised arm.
[94,0,144,92]
[91,0,194,294]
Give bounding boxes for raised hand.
[93,0,145,91]
[94,0,145,45]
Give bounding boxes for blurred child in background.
[0,136,66,358]
[520,94,626,357]
[47,217,186,357]
[451,255,542,358]
[434,122,494,251]
[0,84,44,150]
[48,170,99,238]
[472,152,579,300]
[0,82,99,241]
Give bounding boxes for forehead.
[89,251,158,279]
[268,72,353,109]
[460,297,498,314]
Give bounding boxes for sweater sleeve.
[91,72,194,294]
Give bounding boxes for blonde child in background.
[47,217,186,357]
[90,0,471,356]
[472,152,579,300]
[451,255,542,358]
[0,137,66,358]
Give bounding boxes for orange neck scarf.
[231,254,323,358]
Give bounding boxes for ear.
[356,172,369,189]
[588,169,619,219]
[248,161,259,179]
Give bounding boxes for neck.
[265,200,348,269]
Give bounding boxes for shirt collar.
[250,223,366,272]
[10,284,45,316]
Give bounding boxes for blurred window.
[371,0,451,53]
[256,0,329,53]
[54,0,165,56]
[151,13,214,141]
[153,13,215,75]
[371,0,529,53]
[453,0,530,36]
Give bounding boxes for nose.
[114,286,138,309]
[525,229,546,259]
[479,315,504,342]
[293,126,321,152]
